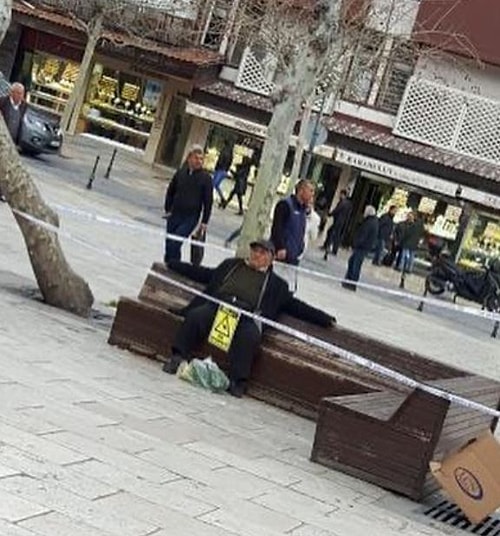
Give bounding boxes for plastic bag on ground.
[176,356,229,393]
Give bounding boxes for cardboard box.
[430,431,500,524]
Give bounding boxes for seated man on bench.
[164,239,336,397]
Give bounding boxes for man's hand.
[276,249,287,261]
[198,223,208,235]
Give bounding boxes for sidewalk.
[0,270,475,536]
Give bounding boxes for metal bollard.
[104,148,117,179]
[86,155,100,190]
[492,321,499,339]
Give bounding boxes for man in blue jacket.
[271,179,315,266]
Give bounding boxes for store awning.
[13,1,223,80]
[185,100,334,158]
[194,80,500,196]
[336,149,500,211]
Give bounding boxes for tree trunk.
[236,0,342,256]
[286,95,313,194]
[0,118,94,316]
[60,13,104,135]
[236,62,316,257]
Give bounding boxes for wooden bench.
[108,261,500,500]
[311,376,500,500]
[111,262,477,415]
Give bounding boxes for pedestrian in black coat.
[342,206,379,291]
[323,189,352,260]
[372,205,397,265]
[164,145,213,264]
[163,239,336,397]
[222,156,252,215]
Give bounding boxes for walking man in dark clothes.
[342,206,379,291]
[322,189,352,260]
[372,205,397,265]
[164,145,213,263]
[163,239,336,397]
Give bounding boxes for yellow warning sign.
[208,305,240,352]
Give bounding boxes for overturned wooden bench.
[108,261,500,500]
[311,376,500,500]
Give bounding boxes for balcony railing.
[235,46,335,113]
[394,77,500,166]
[30,0,203,47]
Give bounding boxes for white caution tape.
[51,202,500,325]
[148,267,500,419]
[10,207,500,419]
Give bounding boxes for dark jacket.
[233,161,251,196]
[401,219,425,250]
[169,258,334,327]
[378,213,395,242]
[353,215,379,252]
[0,96,27,143]
[271,195,307,264]
[330,198,352,229]
[164,166,213,224]
[215,148,233,172]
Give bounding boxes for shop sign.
[336,149,500,211]
[185,101,267,138]
[185,100,334,158]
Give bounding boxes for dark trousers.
[372,238,386,265]
[323,224,343,255]
[225,226,242,245]
[225,188,244,213]
[345,249,367,283]
[164,213,199,263]
[172,302,262,383]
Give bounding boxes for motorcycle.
[425,253,500,312]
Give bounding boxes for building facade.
[177,0,500,270]
[1,0,223,166]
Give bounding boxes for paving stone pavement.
[0,140,498,534]
[0,274,475,536]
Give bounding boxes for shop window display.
[459,213,500,269]
[28,53,80,114]
[82,64,162,150]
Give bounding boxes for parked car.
[0,72,62,155]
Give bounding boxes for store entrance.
[345,174,392,246]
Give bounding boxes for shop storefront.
[460,212,500,269]
[335,148,500,268]
[28,52,79,114]
[14,29,162,151]
[81,63,162,150]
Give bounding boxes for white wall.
[415,55,500,101]
[368,0,420,37]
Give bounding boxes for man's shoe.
[228,381,245,398]
[162,354,183,375]
[341,282,357,292]
[323,251,328,261]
